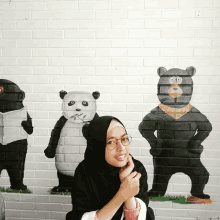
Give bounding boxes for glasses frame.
[106,134,132,151]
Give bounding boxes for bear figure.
[44,90,100,192]
[0,79,33,190]
[139,67,212,203]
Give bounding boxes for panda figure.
[44,90,99,192]
[0,79,33,191]
[139,67,212,203]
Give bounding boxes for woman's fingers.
[119,171,141,199]
[120,156,133,174]
[123,156,134,173]
[127,171,141,181]
[127,171,137,179]
[133,172,141,180]
[128,155,134,169]
[119,156,136,182]
[124,164,133,175]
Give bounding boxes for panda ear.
[157,67,167,76]
[186,66,196,77]
[60,90,67,99]
[92,91,100,100]
[18,90,25,101]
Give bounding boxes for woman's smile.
[115,153,127,161]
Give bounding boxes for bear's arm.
[188,111,212,150]
[44,116,68,158]
[138,114,159,148]
[21,112,33,135]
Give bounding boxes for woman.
[66,116,155,220]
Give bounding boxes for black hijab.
[66,116,154,220]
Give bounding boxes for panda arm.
[188,112,212,152]
[138,114,159,149]
[44,116,68,158]
[21,112,33,135]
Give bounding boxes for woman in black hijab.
[66,116,155,220]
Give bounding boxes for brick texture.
[1,0,220,220]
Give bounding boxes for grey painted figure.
[139,67,212,204]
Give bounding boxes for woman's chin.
[113,159,127,167]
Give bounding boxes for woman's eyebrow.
[107,133,127,141]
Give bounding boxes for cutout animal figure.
[44,90,100,192]
[139,67,212,203]
[0,79,33,190]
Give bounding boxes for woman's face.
[105,126,130,167]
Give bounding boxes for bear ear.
[18,90,25,101]
[60,90,67,99]
[157,67,167,76]
[92,91,100,100]
[186,66,196,77]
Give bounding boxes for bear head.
[157,66,196,108]
[0,79,25,113]
[60,90,100,123]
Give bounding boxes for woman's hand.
[95,171,140,220]
[119,171,141,201]
[119,155,134,182]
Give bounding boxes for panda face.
[62,92,96,123]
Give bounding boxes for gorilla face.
[0,79,25,113]
[157,67,195,108]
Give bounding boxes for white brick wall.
[1,0,220,219]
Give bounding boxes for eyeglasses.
[106,134,132,151]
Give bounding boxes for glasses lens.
[107,140,117,150]
[121,135,132,146]
[106,135,132,150]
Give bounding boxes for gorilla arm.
[188,113,212,154]
[44,116,67,158]
[21,112,33,135]
[139,114,162,156]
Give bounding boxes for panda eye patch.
[82,101,88,106]
[68,101,75,106]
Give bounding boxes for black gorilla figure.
[0,79,33,190]
[139,67,212,203]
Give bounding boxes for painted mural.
[139,67,212,204]
[44,90,100,192]
[0,79,33,191]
